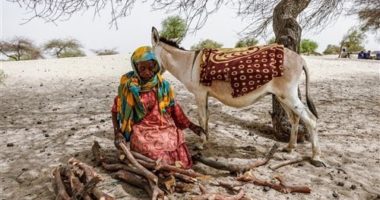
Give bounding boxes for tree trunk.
[271,0,310,142]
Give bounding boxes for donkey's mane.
[159,37,186,51]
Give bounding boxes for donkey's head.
[151,27,166,73]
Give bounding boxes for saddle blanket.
[200,44,285,97]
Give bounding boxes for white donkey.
[151,27,324,167]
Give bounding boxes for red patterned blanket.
[200,44,285,97]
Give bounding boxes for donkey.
[150,27,324,167]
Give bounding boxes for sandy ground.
[0,55,379,200]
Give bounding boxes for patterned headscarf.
[117,46,175,141]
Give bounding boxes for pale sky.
[1,1,379,56]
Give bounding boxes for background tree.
[267,37,276,44]
[160,16,187,43]
[190,39,223,50]
[323,44,340,54]
[340,28,365,53]
[92,48,119,56]
[300,39,318,55]
[44,39,85,58]
[0,37,42,61]
[235,38,259,48]
[9,0,379,141]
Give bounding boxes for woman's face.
[136,60,156,81]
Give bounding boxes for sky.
[1,1,379,56]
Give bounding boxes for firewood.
[113,170,152,196]
[68,157,103,184]
[52,167,72,200]
[159,175,176,194]
[237,171,311,194]
[92,141,120,165]
[192,184,245,200]
[91,188,115,200]
[172,172,197,183]
[61,166,92,200]
[132,151,155,163]
[194,144,278,173]
[269,156,310,170]
[118,141,158,184]
[175,182,194,193]
[156,163,204,178]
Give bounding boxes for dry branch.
[68,157,103,184]
[269,156,311,170]
[237,171,311,194]
[113,170,153,196]
[52,167,72,200]
[118,141,158,184]
[91,188,115,200]
[194,144,278,173]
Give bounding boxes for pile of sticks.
[51,157,114,200]
[92,140,245,200]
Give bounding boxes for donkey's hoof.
[311,159,326,167]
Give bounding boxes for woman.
[111,46,204,169]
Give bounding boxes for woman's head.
[131,46,160,81]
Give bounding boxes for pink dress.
[112,90,193,169]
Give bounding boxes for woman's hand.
[114,130,125,147]
[189,122,206,136]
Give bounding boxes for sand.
[0,55,379,200]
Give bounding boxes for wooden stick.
[175,182,194,193]
[68,157,103,184]
[118,141,158,184]
[237,171,311,194]
[52,167,72,200]
[61,166,92,200]
[113,170,152,196]
[172,172,197,183]
[132,151,155,163]
[91,188,115,200]
[156,163,204,178]
[194,144,278,173]
[92,141,120,164]
[269,156,310,170]
[275,175,311,193]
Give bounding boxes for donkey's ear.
[151,27,160,46]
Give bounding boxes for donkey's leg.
[278,95,324,167]
[195,92,209,149]
[278,100,300,153]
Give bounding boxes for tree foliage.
[323,44,340,54]
[8,0,351,36]
[44,39,85,58]
[351,0,380,32]
[160,16,187,43]
[0,37,42,61]
[340,28,365,52]
[190,39,223,50]
[92,48,119,56]
[235,38,258,48]
[300,39,318,54]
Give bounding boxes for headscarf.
[117,46,175,141]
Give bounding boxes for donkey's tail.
[303,64,319,119]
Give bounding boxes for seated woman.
[111,46,204,169]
